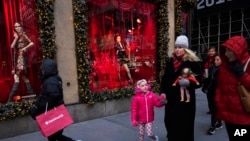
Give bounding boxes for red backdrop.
[0,0,41,103]
[88,0,156,91]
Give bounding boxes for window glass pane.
[88,0,156,91]
[0,0,41,103]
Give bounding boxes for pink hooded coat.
[131,91,165,125]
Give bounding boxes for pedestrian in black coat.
[205,55,223,135]
[160,35,202,141]
[35,59,76,141]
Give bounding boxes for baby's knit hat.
[175,35,189,48]
[136,79,147,86]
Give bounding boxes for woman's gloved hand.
[230,61,244,77]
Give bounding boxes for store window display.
[0,0,41,103]
[88,0,156,91]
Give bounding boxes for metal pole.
[198,20,201,57]
[241,8,244,36]
[208,16,210,48]
[218,14,221,54]
[229,11,232,38]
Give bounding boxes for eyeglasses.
[14,26,21,28]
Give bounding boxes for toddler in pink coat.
[131,79,167,141]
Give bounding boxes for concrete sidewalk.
[0,89,228,141]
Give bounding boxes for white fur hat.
[175,35,189,48]
[136,79,147,86]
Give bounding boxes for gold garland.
[175,0,197,36]
[37,0,56,59]
[72,0,92,103]
[155,0,169,90]
[175,0,182,36]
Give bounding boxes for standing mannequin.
[114,34,133,84]
[8,22,34,102]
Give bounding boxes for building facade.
[0,0,176,138]
[191,0,250,60]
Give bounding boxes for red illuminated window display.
[0,0,41,103]
[88,0,156,91]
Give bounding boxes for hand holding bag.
[237,58,250,113]
[35,103,74,137]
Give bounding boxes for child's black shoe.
[207,127,215,135]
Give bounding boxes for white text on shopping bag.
[45,114,64,125]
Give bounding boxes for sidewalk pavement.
[0,89,228,141]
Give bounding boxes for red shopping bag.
[35,104,74,137]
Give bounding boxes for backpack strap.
[243,58,250,72]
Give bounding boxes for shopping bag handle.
[243,58,250,72]
[45,103,48,114]
[44,103,57,115]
